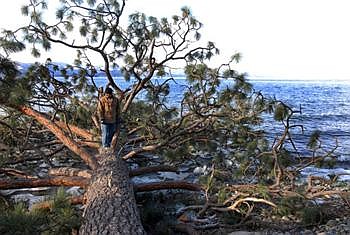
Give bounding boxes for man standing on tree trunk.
[97,87,120,150]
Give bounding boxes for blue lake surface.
[94,77,350,163]
[251,79,350,162]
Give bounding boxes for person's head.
[105,87,113,96]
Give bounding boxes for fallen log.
[0,168,37,179]
[0,176,89,189]
[49,167,92,178]
[48,164,178,178]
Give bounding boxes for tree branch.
[18,105,99,170]
[134,181,203,192]
[0,176,89,190]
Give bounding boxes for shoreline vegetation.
[0,0,349,234]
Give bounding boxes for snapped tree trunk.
[80,151,146,235]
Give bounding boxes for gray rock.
[302,230,314,235]
[66,186,84,196]
[193,165,208,175]
[326,220,337,227]
[39,162,49,168]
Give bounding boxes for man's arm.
[97,99,105,123]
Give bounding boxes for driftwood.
[212,197,277,212]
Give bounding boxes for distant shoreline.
[16,61,349,83]
[248,78,350,83]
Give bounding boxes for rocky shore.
[225,217,350,235]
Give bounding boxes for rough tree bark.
[80,151,146,234]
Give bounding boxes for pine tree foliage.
[307,130,321,149]
[43,188,80,235]
[0,202,46,235]
[0,188,80,235]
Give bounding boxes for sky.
[1,0,350,80]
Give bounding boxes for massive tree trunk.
[80,151,146,234]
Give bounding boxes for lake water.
[251,79,350,161]
[95,77,350,177]
[251,79,350,179]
